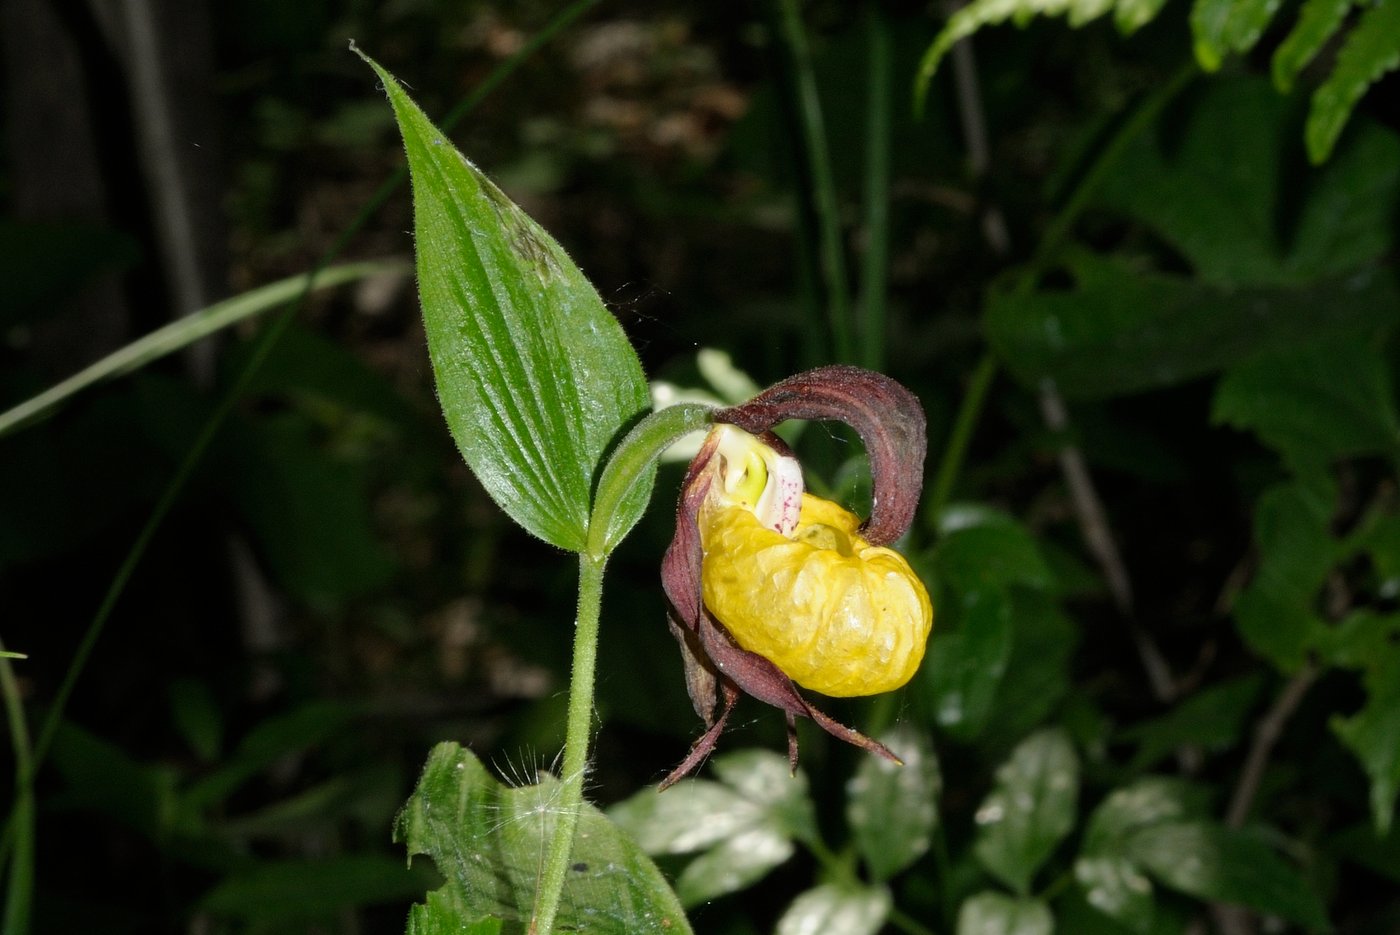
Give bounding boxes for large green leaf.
[776,884,892,935]
[1323,611,1400,833]
[846,727,942,881]
[934,505,1056,594]
[610,751,813,907]
[979,592,1078,749]
[1095,78,1400,286]
[1306,0,1400,162]
[973,728,1080,894]
[361,53,651,552]
[956,891,1054,935]
[1213,337,1400,476]
[985,251,1400,400]
[1120,675,1264,770]
[1127,821,1329,931]
[920,588,1014,741]
[1075,778,1213,933]
[1231,480,1338,672]
[397,743,691,934]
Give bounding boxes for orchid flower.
[660,365,932,788]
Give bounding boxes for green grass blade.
[0,261,406,438]
[776,0,853,363]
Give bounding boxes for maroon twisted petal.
[715,365,926,546]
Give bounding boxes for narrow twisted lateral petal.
[699,495,932,697]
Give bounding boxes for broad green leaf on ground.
[1095,78,1400,286]
[396,743,690,933]
[608,781,764,855]
[1213,337,1400,477]
[956,891,1054,935]
[1074,856,1155,933]
[710,749,819,844]
[675,828,796,907]
[360,53,651,552]
[973,728,1080,894]
[201,855,438,921]
[985,251,1400,400]
[1191,0,1285,70]
[934,505,1056,594]
[610,750,813,906]
[1305,0,1400,162]
[777,884,891,935]
[846,727,942,881]
[1083,777,1213,853]
[1120,675,1264,770]
[1231,480,1338,671]
[979,592,1078,750]
[1127,821,1329,931]
[920,588,1014,741]
[1323,611,1400,833]
[1056,886,1192,935]
[1075,778,1213,933]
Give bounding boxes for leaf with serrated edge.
[359,51,650,552]
[972,728,1080,894]
[1307,0,1400,162]
[956,891,1054,935]
[847,727,942,881]
[1273,0,1358,91]
[1191,0,1286,71]
[395,743,691,934]
[777,884,892,935]
[1128,821,1328,931]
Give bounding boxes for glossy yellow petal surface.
[699,493,933,697]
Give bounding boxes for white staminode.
[710,424,804,536]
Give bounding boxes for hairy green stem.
[776,0,853,362]
[530,403,715,933]
[858,1,893,372]
[529,552,606,935]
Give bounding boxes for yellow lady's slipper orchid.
[700,490,932,698]
[660,365,931,787]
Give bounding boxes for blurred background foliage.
[1,0,1398,932]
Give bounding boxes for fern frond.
[1306,0,1400,162]
[1191,0,1286,71]
[1273,0,1359,91]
